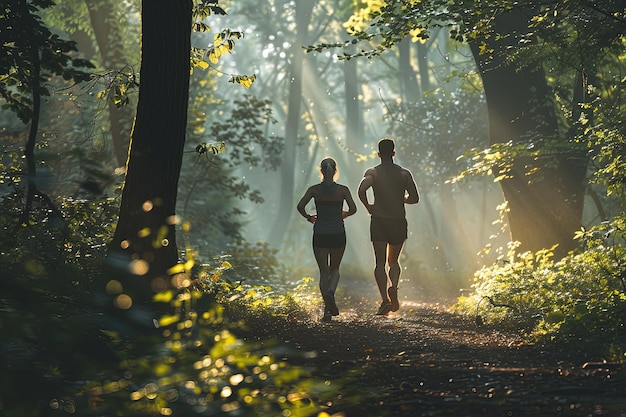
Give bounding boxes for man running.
[357,138,420,315]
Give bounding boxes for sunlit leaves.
[229,74,256,89]
[192,0,226,21]
[195,141,226,156]
[158,314,180,328]
[193,22,211,32]
[207,29,243,64]
[409,27,428,43]
[92,67,139,109]
[190,29,254,88]
[154,290,175,304]
[456,221,626,353]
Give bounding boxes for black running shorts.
[370,217,407,244]
[313,232,346,248]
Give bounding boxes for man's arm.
[403,169,420,204]
[358,169,375,214]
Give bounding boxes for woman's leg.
[313,246,331,298]
[328,245,346,294]
[321,245,345,316]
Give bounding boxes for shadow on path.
[238,301,626,416]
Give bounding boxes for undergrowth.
[455,215,626,360]
[0,193,337,417]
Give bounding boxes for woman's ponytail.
[320,158,337,184]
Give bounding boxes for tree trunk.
[415,41,431,92]
[85,0,135,167]
[269,1,314,243]
[471,8,587,258]
[344,45,363,151]
[108,0,192,302]
[398,38,420,101]
[22,40,41,225]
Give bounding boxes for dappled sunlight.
[2,0,625,415]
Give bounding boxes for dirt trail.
[239,301,626,417]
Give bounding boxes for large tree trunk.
[108,0,192,303]
[269,1,314,243]
[471,8,587,258]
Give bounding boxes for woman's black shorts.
[313,232,346,248]
[370,217,407,244]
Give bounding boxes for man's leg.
[373,241,392,314]
[387,243,404,312]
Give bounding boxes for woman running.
[297,157,357,321]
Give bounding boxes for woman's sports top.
[313,182,345,235]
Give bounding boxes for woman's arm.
[342,185,358,219]
[296,186,316,223]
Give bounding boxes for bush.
[455,215,626,358]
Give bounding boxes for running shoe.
[376,301,392,315]
[388,286,399,312]
[322,309,333,322]
[323,293,339,316]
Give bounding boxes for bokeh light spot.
[105,280,123,294]
[220,386,232,398]
[171,273,191,288]
[114,294,132,310]
[151,276,169,292]
[129,259,150,275]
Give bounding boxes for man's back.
[372,163,406,218]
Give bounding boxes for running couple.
[297,138,420,321]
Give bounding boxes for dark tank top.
[372,163,405,218]
[313,183,344,234]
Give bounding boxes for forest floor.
[237,299,626,417]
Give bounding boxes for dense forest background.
[1,0,624,416]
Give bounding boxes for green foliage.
[0,190,115,286]
[456,217,626,357]
[191,14,256,89]
[0,192,118,416]
[63,284,329,417]
[385,86,488,188]
[179,95,284,254]
[0,190,340,417]
[94,67,139,109]
[0,0,94,124]
[197,259,320,320]
[219,240,286,284]
[193,0,227,23]
[208,94,283,171]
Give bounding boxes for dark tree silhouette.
[469,8,588,257]
[108,0,192,305]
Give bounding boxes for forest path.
[238,301,626,417]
